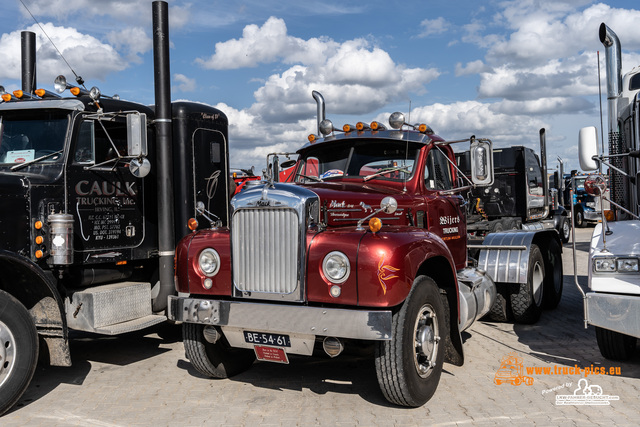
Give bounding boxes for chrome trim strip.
[168,296,392,340]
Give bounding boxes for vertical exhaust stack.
[21,31,36,94]
[152,0,175,312]
[599,22,628,214]
[539,129,549,218]
[312,90,325,135]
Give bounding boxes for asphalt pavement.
[3,226,639,426]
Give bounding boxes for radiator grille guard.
[230,183,320,302]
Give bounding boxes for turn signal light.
[356,122,370,131]
[369,217,382,233]
[188,218,199,231]
[70,87,81,96]
[605,210,614,221]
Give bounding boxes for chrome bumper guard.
[586,292,640,339]
[168,296,392,340]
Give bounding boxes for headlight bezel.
[198,248,221,277]
[593,256,639,273]
[322,251,351,284]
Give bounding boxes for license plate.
[243,331,291,347]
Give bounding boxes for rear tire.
[511,244,544,324]
[487,285,510,322]
[0,290,39,416]
[375,276,445,407]
[595,327,636,360]
[183,323,255,378]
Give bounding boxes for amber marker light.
[308,134,317,143]
[70,87,81,96]
[35,89,46,97]
[35,250,44,259]
[188,218,199,231]
[35,236,44,245]
[116,260,127,266]
[34,220,43,230]
[343,124,354,132]
[369,217,382,233]
[418,124,428,133]
[605,210,614,221]
[1,93,11,102]
[13,90,24,99]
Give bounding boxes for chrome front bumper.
[586,292,640,339]
[168,295,392,340]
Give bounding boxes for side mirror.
[380,196,398,214]
[578,126,599,171]
[469,138,494,186]
[127,113,148,157]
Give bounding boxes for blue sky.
[2,0,640,172]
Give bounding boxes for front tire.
[542,239,563,310]
[559,217,570,243]
[183,323,255,378]
[0,290,39,416]
[574,209,585,228]
[595,327,636,360]
[375,276,445,407]
[511,244,545,324]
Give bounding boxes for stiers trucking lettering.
[169,91,563,408]
[0,2,232,415]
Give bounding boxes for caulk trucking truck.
[0,2,230,414]
[576,23,640,360]
[168,92,564,406]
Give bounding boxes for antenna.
[19,0,85,88]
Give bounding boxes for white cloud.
[173,73,196,92]
[196,17,338,69]
[417,17,450,38]
[0,23,126,82]
[455,60,488,76]
[106,27,152,63]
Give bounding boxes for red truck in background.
[168,92,563,406]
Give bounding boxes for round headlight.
[322,251,350,284]
[198,248,221,277]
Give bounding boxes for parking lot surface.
[3,227,639,426]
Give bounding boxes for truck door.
[67,115,145,262]
[424,145,466,269]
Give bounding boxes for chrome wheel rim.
[0,320,16,387]
[532,261,544,306]
[413,304,440,378]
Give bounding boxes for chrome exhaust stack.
[312,90,325,135]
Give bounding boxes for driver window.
[74,119,128,165]
[425,148,452,190]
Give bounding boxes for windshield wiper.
[363,166,411,182]
[298,174,323,182]
[10,150,64,171]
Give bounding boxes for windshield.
[0,110,68,165]
[294,139,419,183]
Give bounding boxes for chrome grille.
[232,208,299,294]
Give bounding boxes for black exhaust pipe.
[152,1,175,312]
[21,31,36,94]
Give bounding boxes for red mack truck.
[168,92,563,406]
[575,23,640,360]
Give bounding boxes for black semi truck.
[456,130,570,243]
[0,1,230,414]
